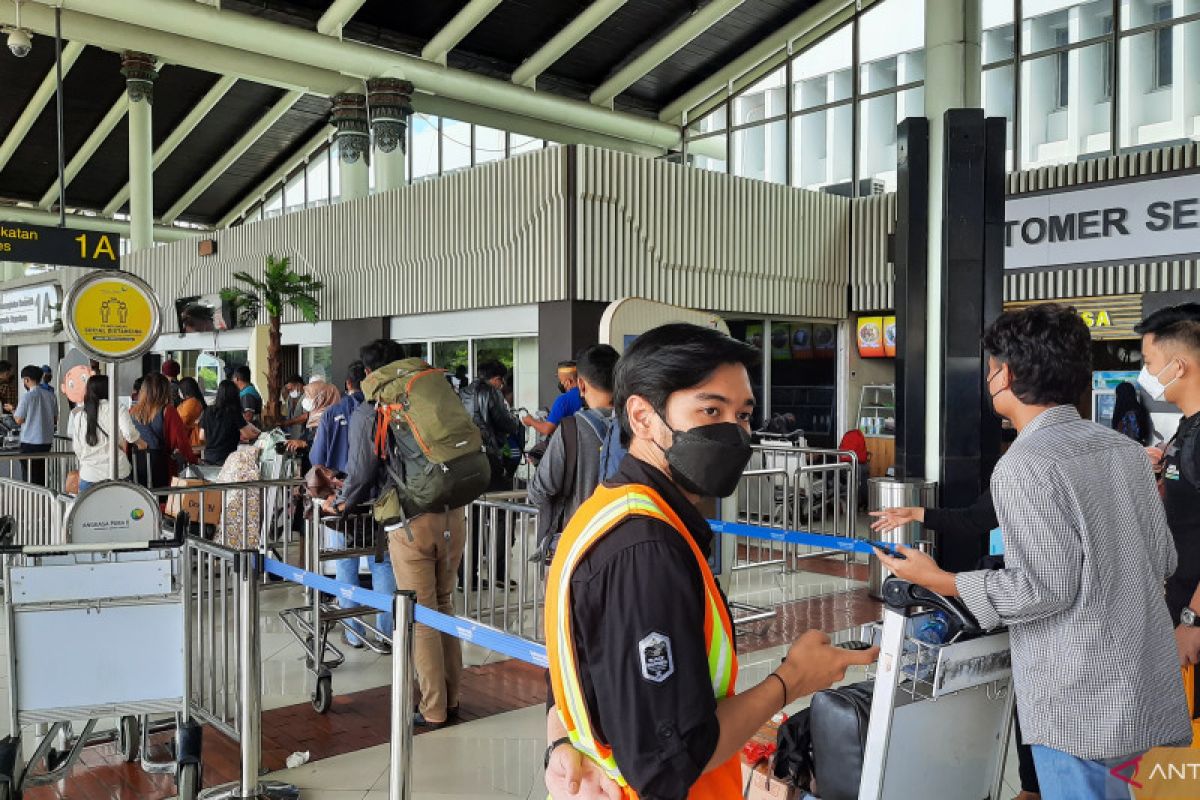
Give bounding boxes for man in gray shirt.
[13,364,58,486]
[877,304,1190,799]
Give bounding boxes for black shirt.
[1164,412,1200,620]
[923,490,998,540]
[550,455,731,800]
[201,406,243,465]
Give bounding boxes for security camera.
[4,27,31,58]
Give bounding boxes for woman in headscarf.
[1112,380,1152,446]
[285,380,341,454]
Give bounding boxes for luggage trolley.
[0,482,202,799]
[278,502,391,714]
[857,578,1015,800]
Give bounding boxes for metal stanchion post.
[389,591,415,800]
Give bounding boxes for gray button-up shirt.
[956,405,1191,761]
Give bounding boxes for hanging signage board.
[1005,294,1144,340]
[63,271,161,362]
[0,283,60,334]
[1005,172,1200,271]
[0,222,120,269]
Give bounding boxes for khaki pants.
[389,508,466,723]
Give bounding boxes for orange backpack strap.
[374,404,391,460]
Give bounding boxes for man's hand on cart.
[321,496,344,515]
[869,506,924,533]
[872,544,958,597]
[778,630,879,700]
[286,439,308,453]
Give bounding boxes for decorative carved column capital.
[120,51,159,104]
[366,79,414,155]
[330,93,370,165]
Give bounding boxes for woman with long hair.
[200,379,255,465]
[67,374,146,493]
[1112,380,1152,446]
[176,376,207,451]
[130,372,196,489]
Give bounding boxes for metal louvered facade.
[576,147,851,319]
[122,145,855,333]
[850,141,1200,311]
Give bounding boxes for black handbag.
[774,681,874,800]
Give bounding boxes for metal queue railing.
[462,493,545,644]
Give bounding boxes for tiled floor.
[9,555,1031,800]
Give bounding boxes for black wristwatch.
[544,736,572,769]
[1181,607,1200,628]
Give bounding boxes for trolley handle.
[880,577,983,640]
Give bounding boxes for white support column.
[122,51,158,253]
[367,78,412,192]
[330,93,369,200]
[922,0,981,481]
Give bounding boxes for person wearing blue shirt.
[522,361,582,439]
[310,361,395,652]
[12,364,57,486]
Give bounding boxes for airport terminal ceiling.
[0,0,822,227]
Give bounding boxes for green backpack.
[361,358,491,524]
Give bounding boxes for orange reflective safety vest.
[545,484,742,799]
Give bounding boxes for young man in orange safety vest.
[543,323,878,799]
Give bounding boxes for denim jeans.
[1031,745,1139,800]
[78,479,93,493]
[325,528,395,646]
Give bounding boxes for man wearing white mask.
[1137,303,1200,667]
[279,374,308,436]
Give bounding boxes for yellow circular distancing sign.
[63,271,161,362]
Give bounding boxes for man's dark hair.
[1135,303,1200,355]
[478,360,507,381]
[0,361,10,374]
[360,339,402,371]
[982,304,1091,407]
[613,324,760,445]
[233,365,252,384]
[285,374,304,387]
[345,360,366,390]
[576,344,619,393]
[557,360,577,371]
[20,365,42,383]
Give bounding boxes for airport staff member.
[543,324,876,800]
[1137,304,1200,668]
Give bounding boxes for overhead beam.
[0,40,85,173]
[103,75,238,216]
[658,0,861,124]
[0,205,201,242]
[588,0,746,108]
[162,90,304,224]
[316,0,367,37]
[216,124,333,228]
[420,0,503,65]
[511,0,627,88]
[16,0,684,150]
[38,93,127,210]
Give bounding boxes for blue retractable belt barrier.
[707,519,880,555]
[262,557,549,668]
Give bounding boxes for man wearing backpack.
[333,339,490,729]
[528,345,618,563]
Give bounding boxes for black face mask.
[658,419,753,498]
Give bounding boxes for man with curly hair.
[877,303,1190,799]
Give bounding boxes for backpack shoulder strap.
[560,415,578,502]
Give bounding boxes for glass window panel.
[732,66,786,125]
[396,342,429,361]
[1019,42,1112,168]
[300,346,333,383]
[262,187,283,219]
[510,134,544,154]
[982,1,1016,63]
[731,121,787,184]
[791,103,852,190]
[792,25,853,111]
[329,141,341,201]
[411,115,440,179]
[858,87,923,192]
[858,0,924,92]
[690,133,728,173]
[1118,18,1196,150]
[284,170,304,213]
[688,104,728,135]
[433,341,469,384]
[474,125,505,164]
[307,149,330,207]
[1022,0,1111,55]
[442,118,472,172]
[1123,0,1190,27]
[982,64,1017,171]
[474,338,515,378]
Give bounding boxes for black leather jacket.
[460,379,520,453]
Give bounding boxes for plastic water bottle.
[913,611,950,645]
